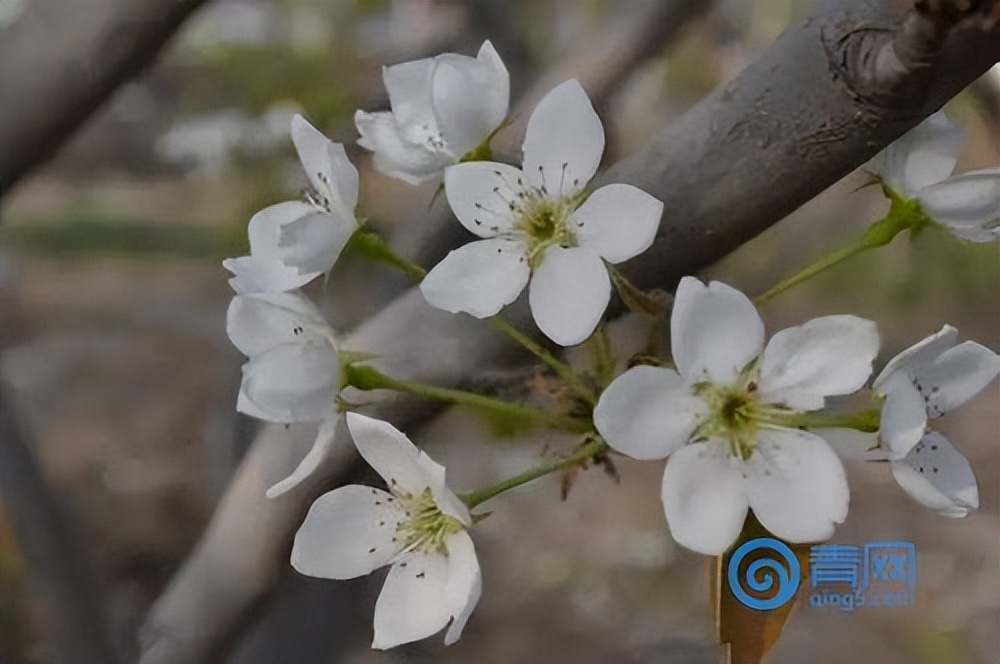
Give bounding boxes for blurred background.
[0,1,996,663]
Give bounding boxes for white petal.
[877,375,928,459]
[444,162,523,238]
[240,344,338,423]
[744,428,849,543]
[890,432,978,517]
[267,413,341,498]
[528,245,610,346]
[383,57,440,149]
[346,413,444,498]
[373,550,452,649]
[223,255,316,294]
[443,530,482,645]
[918,340,1000,417]
[670,277,764,384]
[247,201,317,259]
[593,365,707,460]
[226,291,330,356]
[758,315,879,410]
[917,168,1000,243]
[278,208,355,274]
[522,79,604,197]
[874,325,958,391]
[660,440,748,555]
[290,484,404,579]
[291,115,359,214]
[420,238,529,319]
[572,184,663,264]
[868,111,962,195]
[432,41,509,155]
[355,110,451,184]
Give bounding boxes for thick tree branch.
[0,382,121,664]
[139,2,998,663]
[0,0,208,200]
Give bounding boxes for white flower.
[291,413,480,649]
[872,325,999,459]
[224,115,359,293]
[890,431,979,517]
[355,41,509,184]
[867,112,1000,242]
[593,277,879,555]
[226,290,339,423]
[420,79,663,346]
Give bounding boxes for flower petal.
[420,238,529,319]
[593,365,707,460]
[443,530,482,645]
[918,340,1000,417]
[223,255,315,294]
[890,431,978,517]
[745,428,849,543]
[443,162,522,237]
[660,440,748,555]
[528,245,610,346]
[373,550,451,649]
[572,184,663,263]
[868,111,962,196]
[291,115,358,214]
[226,291,330,356]
[347,413,446,497]
[671,277,764,384]
[290,484,404,579]
[355,110,451,184]
[247,201,317,259]
[240,343,338,423]
[917,168,1000,243]
[267,413,342,498]
[522,79,604,197]
[432,41,509,155]
[382,56,440,149]
[758,315,879,410]
[877,374,929,459]
[873,325,958,391]
[278,208,355,274]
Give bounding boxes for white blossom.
[872,325,999,459]
[593,277,879,555]
[420,79,663,346]
[291,413,480,649]
[890,431,979,517]
[224,115,359,293]
[355,41,509,184]
[226,290,339,423]
[867,112,1000,242]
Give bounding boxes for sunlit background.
[0,1,997,663]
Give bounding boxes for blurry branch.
[971,64,1000,141]
[139,2,998,664]
[0,382,121,664]
[0,0,208,201]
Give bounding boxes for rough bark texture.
[139,1,997,663]
[0,0,208,199]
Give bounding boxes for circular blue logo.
[727,537,801,610]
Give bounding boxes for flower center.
[393,487,464,555]
[694,380,762,461]
[515,191,580,269]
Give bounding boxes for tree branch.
[0,0,208,200]
[138,2,998,663]
[0,382,121,664]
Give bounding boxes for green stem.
[488,315,598,406]
[774,408,881,433]
[350,231,427,281]
[754,208,914,304]
[462,436,608,508]
[344,364,593,433]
